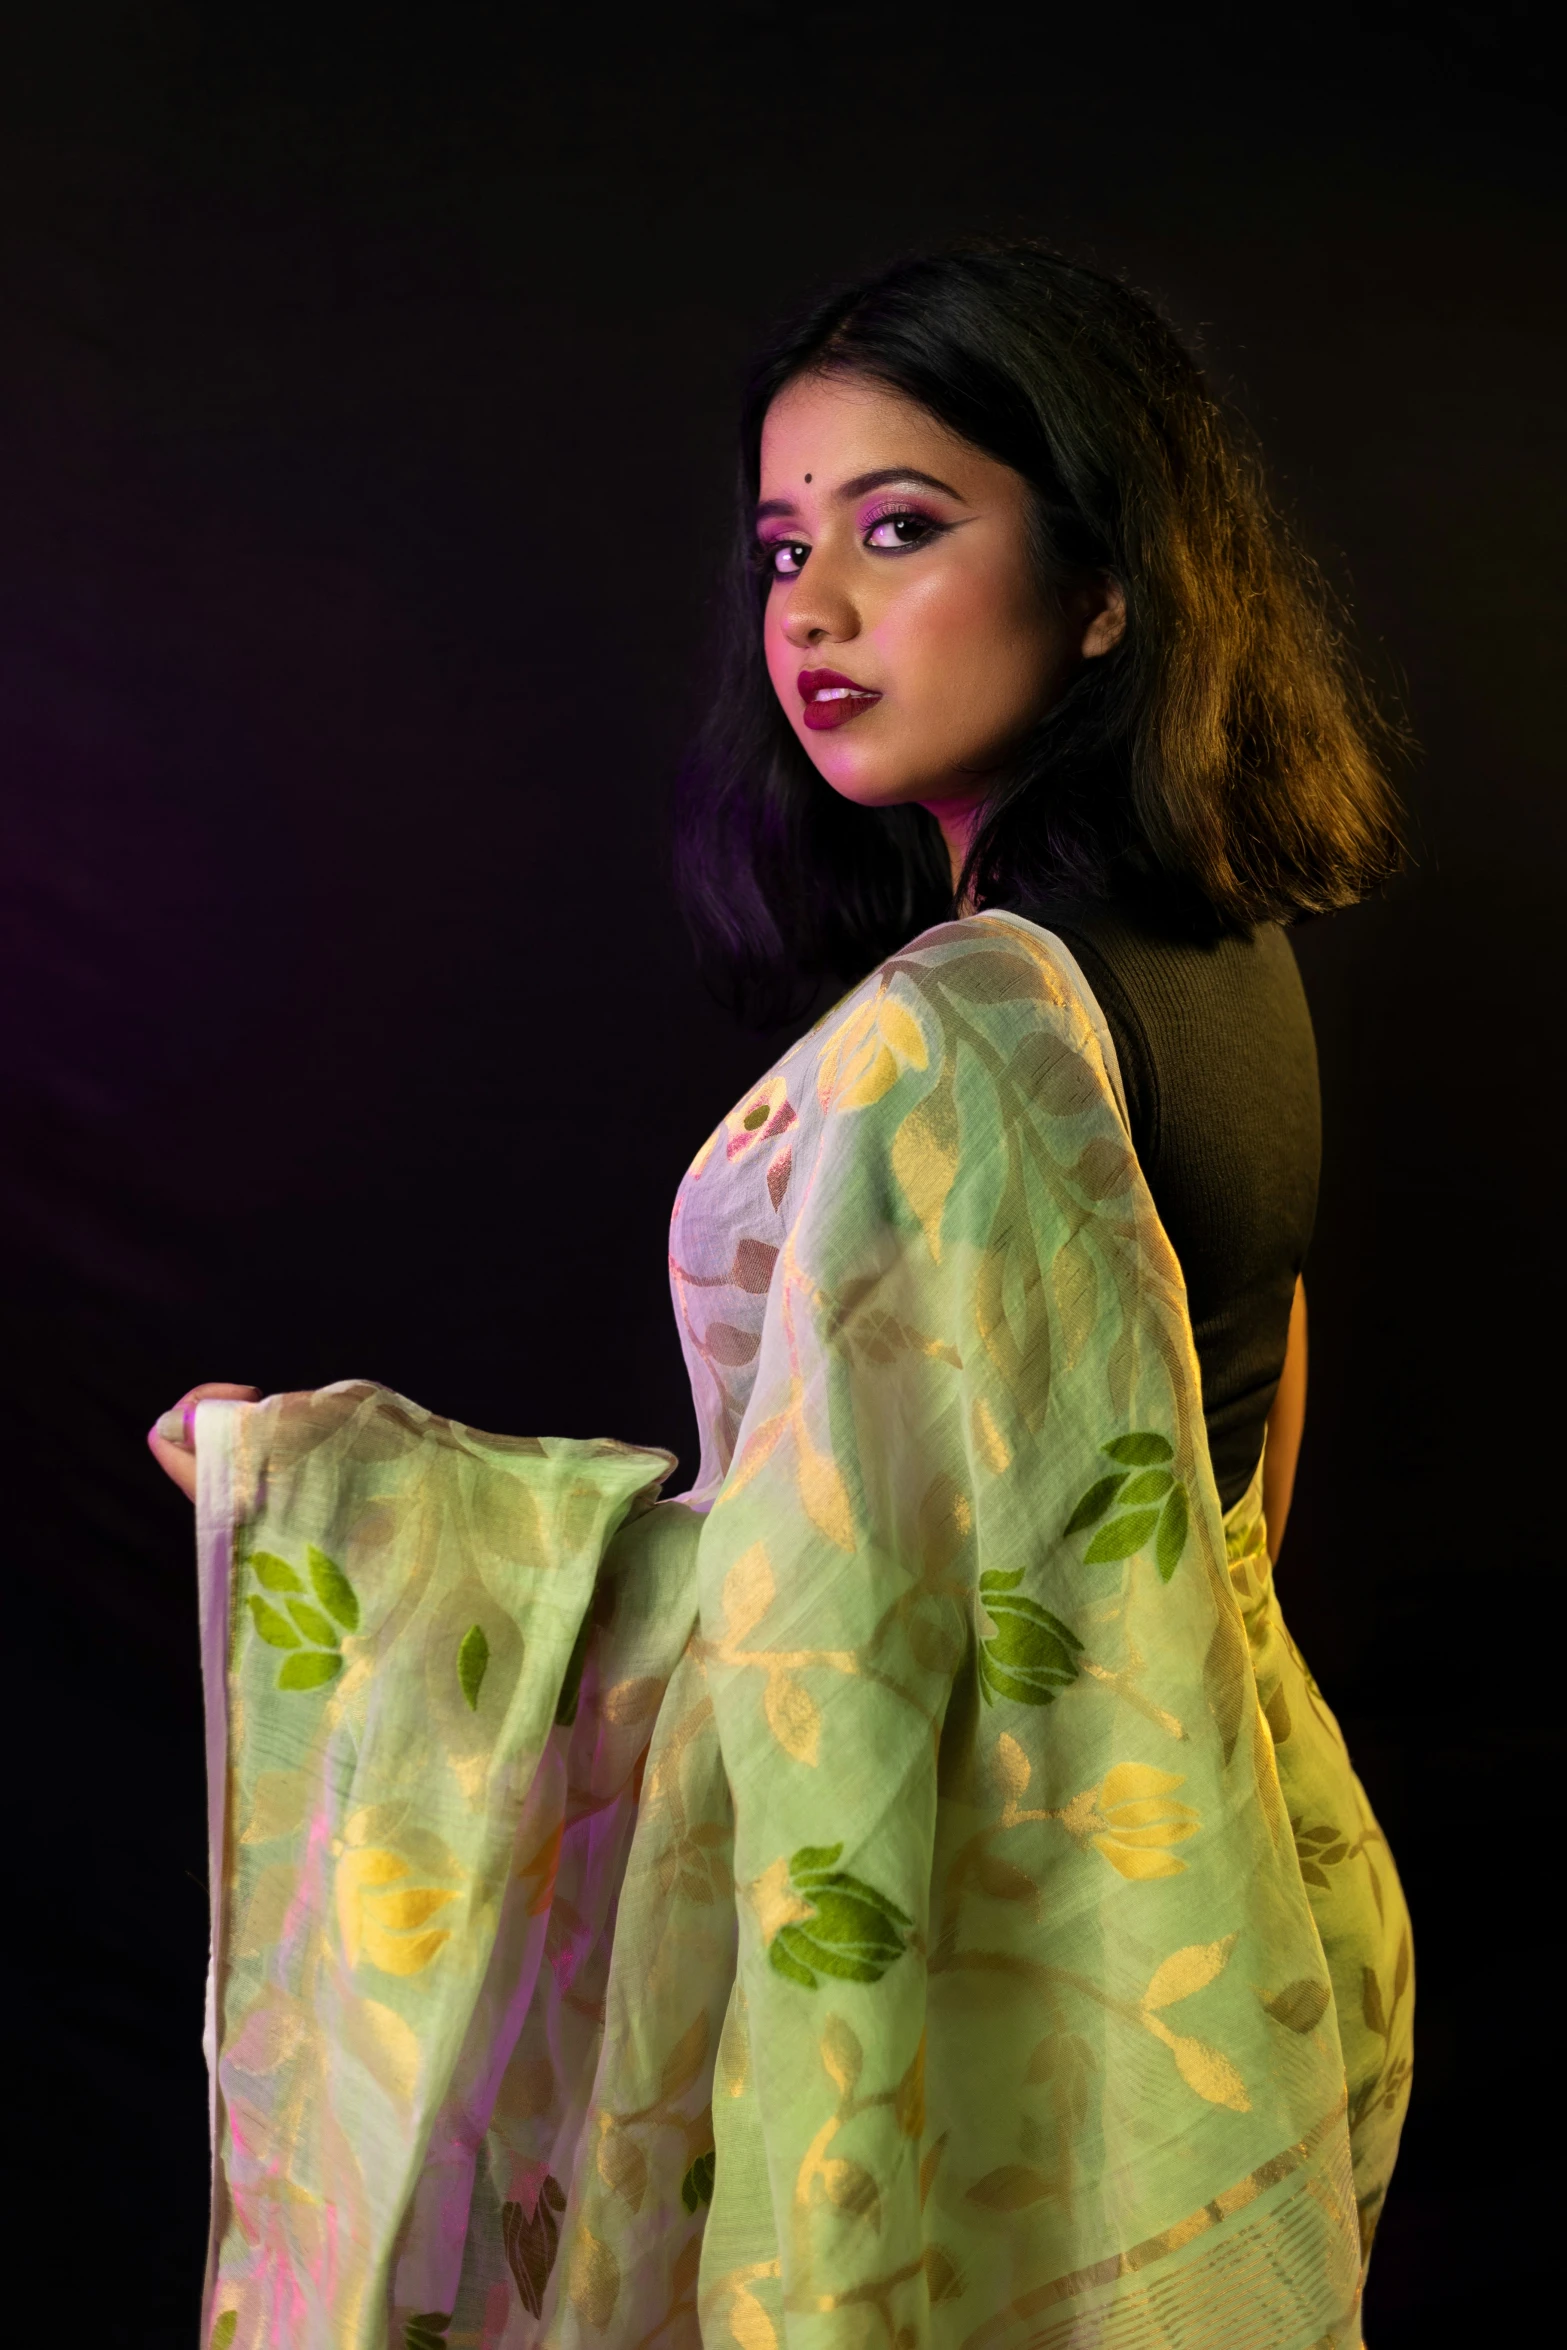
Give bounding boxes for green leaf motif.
[977,1575,1083,1707]
[1102,1431,1173,1467]
[277,1650,344,1692]
[249,1550,303,1594]
[681,2150,716,2212]
[768,1843,912,1991]
[769,1937,818,1989]
[211,2316,238,2350]
[1293,1821,1348,1860]
[1081,1508,1161,1564]
[308,1545,360,1632]
[1156,1484,1189,1580]
[287,1598,341,1649]
[1362,1966,1387,2038]
[457,1623,490,1712]
[1063,1472,1129,1535]
[1263,1978,1332,2035]
[1118,1468,1174,1506]
[405,2318,451,2350]
[248,1595,302,1650]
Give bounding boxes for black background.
[4,5,1561,2340]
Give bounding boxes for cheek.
[763,596,796,702]
[891,560,1047,677]
[889,565,1062,741]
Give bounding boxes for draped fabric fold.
[195,914,1408,2350]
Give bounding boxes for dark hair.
[676,242,1405,1021]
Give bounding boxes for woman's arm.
[1262,1276,1308,1559]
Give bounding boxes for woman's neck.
[918,785,987,906]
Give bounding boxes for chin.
[801,741,925,811]
[816,769,923,813]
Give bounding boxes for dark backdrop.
[4,5,1561,2341]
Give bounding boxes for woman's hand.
[148,1382,261,1502]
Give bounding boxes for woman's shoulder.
[866,912,1129,1118]
[878,909,1108,1014]
[682,914,1125,1198]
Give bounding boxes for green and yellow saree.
[193,914,1410,2350]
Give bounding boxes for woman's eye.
[768,541,810,577]
[865,512,937,551]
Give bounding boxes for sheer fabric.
[194,915,1409,2350]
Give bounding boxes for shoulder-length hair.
[675,242,1405,1021]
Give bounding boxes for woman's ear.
[1080,577,1127,660]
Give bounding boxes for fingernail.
[155,1408,192,1447]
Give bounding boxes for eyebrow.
[754,466,966,523]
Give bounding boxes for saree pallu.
[193,914,1410,2350]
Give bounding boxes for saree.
[192,913,1410,2350]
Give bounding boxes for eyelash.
[756,504,947,579]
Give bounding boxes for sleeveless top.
[1012,898,1320,1509]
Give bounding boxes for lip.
[798,666,883,732]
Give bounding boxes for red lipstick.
[798,667,883,732]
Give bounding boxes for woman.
[154,246,1411,2350]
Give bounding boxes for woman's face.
[758,372,1122,863]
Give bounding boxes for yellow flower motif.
[1060,1762,1200,1880]
[891,1101,958,1263]
[816,991,928,1113]
[748,1855,814,1945]
[334,1844,459,1975]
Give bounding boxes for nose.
[778,558,860,651]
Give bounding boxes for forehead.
[759,373,980,487]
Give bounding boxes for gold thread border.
[959,2092,1353,2350]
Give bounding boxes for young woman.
[154,246,1411,2350]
